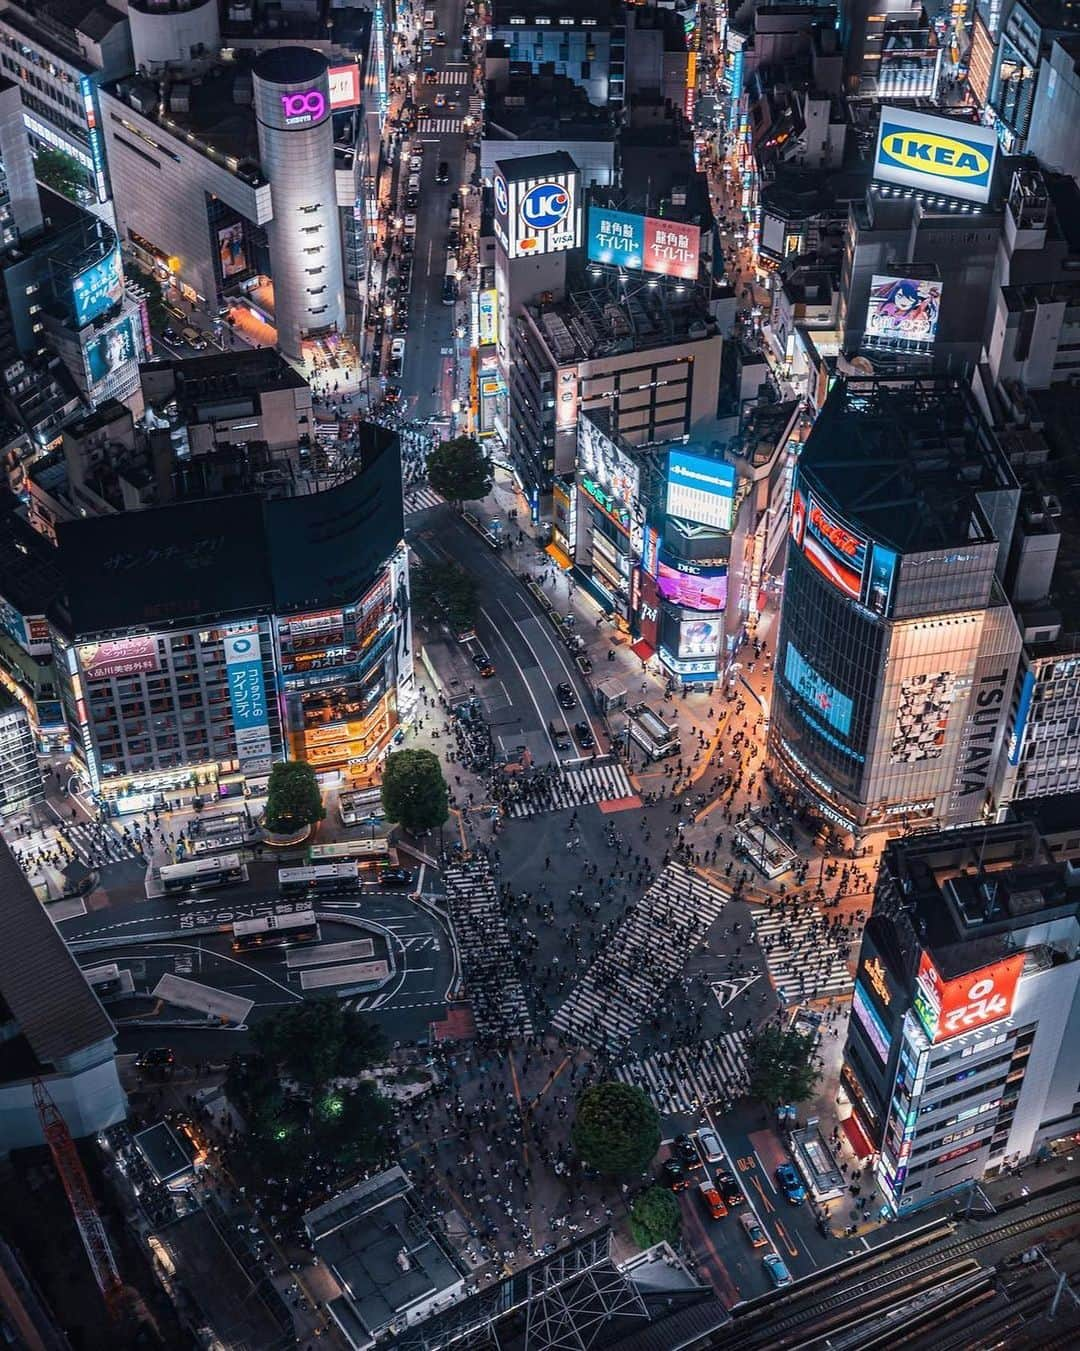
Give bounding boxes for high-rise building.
[0,691,42,819]
[0,79,42,245]
[50,426,412,806]
[768,377,1023,841]
[0,838,126,1154]
[841,819,1080,1216]
[988,0,1080,154]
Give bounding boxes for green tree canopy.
[412,560,477,632]
[745,1025,822,1107]
[571,1081,661,1176]
[426,435,493,507]
[263,760,325,833]
[629,1185,682,1250]
[312,1082,395,1167]
[380,748,450,834]
[251,998,387,1088]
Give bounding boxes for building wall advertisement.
[586,207,701,280]
[78,635,160,681]
[224,628,273,773]
[872,105,998,205]
[865,275,943,349]
[913,950,1025,1043]
[500,168,583,259]
[783,642,854,737]
[72,246,124,328]
[666,449,736,531]
[84,315,138,390]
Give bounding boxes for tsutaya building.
[842,822,1080,1216]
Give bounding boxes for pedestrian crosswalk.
[751,905,854,1003]
[614,1031,751,1117]
[432,70,470,85]
[420,117,466,134]
[404,485,445,513]
[551,862,728,1052]
[502,761,638,818]
[444,858,534,1041]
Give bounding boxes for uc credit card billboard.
[873,106,997,204]
[588,207,700,280]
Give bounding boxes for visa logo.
[879,122,992,184]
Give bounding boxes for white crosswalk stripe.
[551,862,728,1052]
[404,485,445,513]
[502,761,637,817]
[420,117,466,134]
[434,70,470,85]
[751,905,854,1002]
[614,1031,751,1117]
[444,858,534,1040]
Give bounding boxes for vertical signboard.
[225,627,273,774]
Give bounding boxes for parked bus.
[83,962,135,999]
[308,840,390,867]
[160,853,244,893]
[277,862,362,897]
[232,909,320,953]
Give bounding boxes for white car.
[404,214,417,235]
[697,1128,723,1163]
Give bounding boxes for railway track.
[708,1191,1080,1351]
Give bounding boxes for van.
[549,720,571,752]
[449,205,461,231]
[445,253,458,280]
[424,8,437,26]
[441,276,457,306]
[182,325,207,349]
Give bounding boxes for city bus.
[83,962,135,999]
[308,839,390,868]
[231,909,321,953]
[160,853,245,893]
[277,862,362,897]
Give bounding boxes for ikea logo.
[879,122,992,185]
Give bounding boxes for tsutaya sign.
[873,106,997,205]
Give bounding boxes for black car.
[379,867,411,887]
[162,326,180,343]
[574,721,595,750]
[661,1158,691,1192]
[673,1133,703,1170]
[436,160,450,183]
[716,1172,745,1207]
[471,651,495,677]
[556,681,576,710]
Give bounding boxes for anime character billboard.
[865,275,942,348]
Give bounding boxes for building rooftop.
[142,346,310,403]
[486,75,616,141]
[0,490,65,617]
[55,424,402,633]
[529,267,717,363]
[306,1166,465,1340]
[0,0,124,71]
[491,0,620,25]
[799,377,1017,556]
[0,839,116,1071]
[495,149,582,183]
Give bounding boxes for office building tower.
[0,80,42,245]
[0,838,126,1154]
[768,377,1023,840]
[0,692,42,819]
[841,820,1080,1216]
[987,0,1080,153]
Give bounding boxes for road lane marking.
[751,1174,776,1214]
[754,1148,778,1190]
[478,603,559,760]
[773,1219,799,1257]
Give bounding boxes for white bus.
[160,853,245,893]
[338,788,384,826]
[277,862,362,897]
[308,840,390,867]
[232,909,320,953]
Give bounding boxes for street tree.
[263,760,325,834]
[629,1185,681,1250]
[571,1081,661,1176]
[426,435,493,507]
[251,998,387,1088]
[380,748,450,834]
[746,1025,822,1107]
[312,1082,395,1167]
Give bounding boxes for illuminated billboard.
[873,106,997,205]
[656,552,727,611]
[913,951,1026,1044]
[84,314,138,389]
[78,635,160,681]
[477,289,498,346]
[678,617,722,659]
[225,627,273,773]
[890,671,955,763]
[587,207,701,280]
[218,222,248,279]
[803,494,868,601]
[852,980,892,1063]
[72,246,123,328]
[666,449,736,531]
[867,542,898,616]
[783,642,854,737]
[328,63,361,109]
[577,414,639,516]
[865,275,942,350]
[498,165,583,259]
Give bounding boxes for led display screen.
[783,642,854,737]
[72,246,123,328]
[656,555,727,611]
[873,105,998,204]
[865,275,942,349]
[84,314,138,388]
[666,449,736,531]
[852,980,892,1063]
[803,494,868,601]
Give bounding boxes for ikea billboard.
[873,106,997,205]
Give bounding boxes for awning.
[545,543,572,570]
[631,639,655,662]
[841,1113,876,1161]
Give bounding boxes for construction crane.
[32,1078,125,1321]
